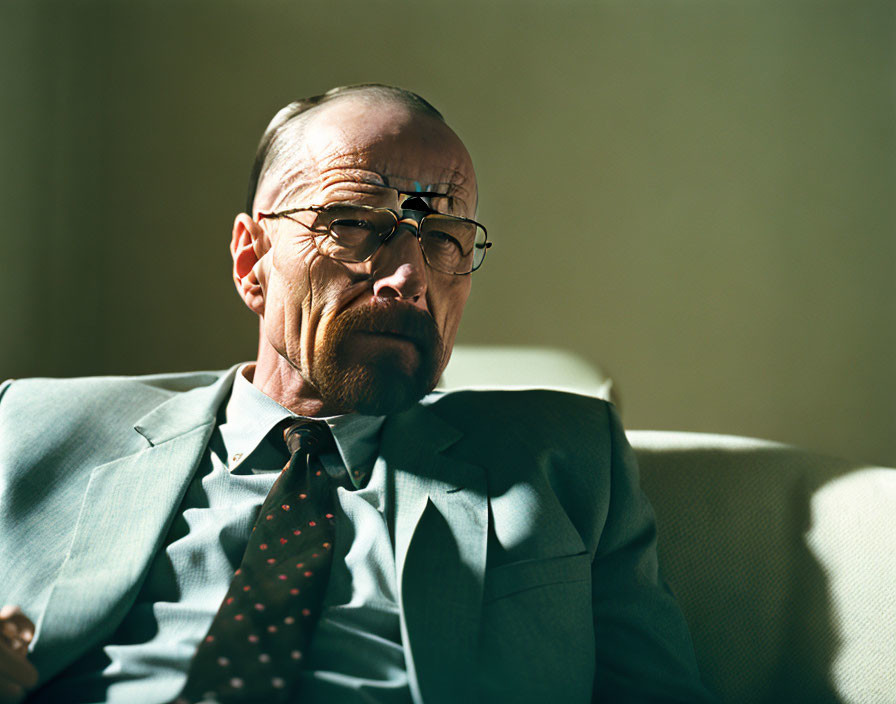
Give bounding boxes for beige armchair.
[633,431,896,704]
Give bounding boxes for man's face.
[249,98,477,415]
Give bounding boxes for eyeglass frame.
[256,203,491,275]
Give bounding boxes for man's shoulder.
[419,386,615,442]
[422,385,611,414]
[409,389,622,509]
[0,368,234,422]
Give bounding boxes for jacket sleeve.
[591,404,717,703]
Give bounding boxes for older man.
[0,85,712,703]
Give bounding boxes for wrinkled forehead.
[273,165,474,217]
[257,101,477,218]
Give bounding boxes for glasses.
[257,204,491,275]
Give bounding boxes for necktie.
[175,419,338,704]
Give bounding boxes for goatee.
[310,300,445,415]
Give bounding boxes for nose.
[370,219,428,305]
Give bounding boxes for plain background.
[1,0,893,466]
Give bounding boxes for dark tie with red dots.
[175,419,338,704]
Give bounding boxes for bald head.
[247,84,451,216]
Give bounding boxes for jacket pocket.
[483,551,591,603]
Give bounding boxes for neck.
[248,344,335,417]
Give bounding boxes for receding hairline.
[247,84,447,215]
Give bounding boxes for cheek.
[261,242,320,356]
[431,277,472,341]
[270,240,350,320]
[306,258,355,314]
[270,241,317,303]
[275,247,365,353]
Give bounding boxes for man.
[0,84,712,703]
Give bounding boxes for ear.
[231,213,270,316]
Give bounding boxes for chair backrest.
[440,345,615,401]
[631,431,896,704]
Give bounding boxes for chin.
[312,345,441,416]
[310,301,446,415]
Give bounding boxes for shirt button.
[231,453,243,463]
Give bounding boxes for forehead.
[265,98,477,217]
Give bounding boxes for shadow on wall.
[633,433,896,704]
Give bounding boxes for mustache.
[333,301,441,347]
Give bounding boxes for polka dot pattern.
[174,420,337,703]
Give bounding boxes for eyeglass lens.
[312,206,487,274]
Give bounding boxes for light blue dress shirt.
[34,366,411,704]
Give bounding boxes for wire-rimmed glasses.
[257,204,490,275]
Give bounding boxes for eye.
[328,218,376,246]
[424,228,464,254]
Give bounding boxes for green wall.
[2,0,894,465]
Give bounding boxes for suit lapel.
[33,367,239,680]
[383,403,489,704]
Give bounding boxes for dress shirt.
[31,366,410,704]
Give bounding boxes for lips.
[355,330,422,351]
[338,301,437,350]
[359,326,421,339]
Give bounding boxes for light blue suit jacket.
[0,367,711,703]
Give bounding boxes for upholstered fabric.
[632,431,896,704]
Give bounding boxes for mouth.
[353,330,422,347]
[330,300,441,364]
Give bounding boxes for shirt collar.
[324,412,386,487]
[221,364,385,483]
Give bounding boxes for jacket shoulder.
[0,369,232,459]
[422,387,614,442]
[0,369,228,415]
[419,389,626,558]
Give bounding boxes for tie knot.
[283,419,334,456]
